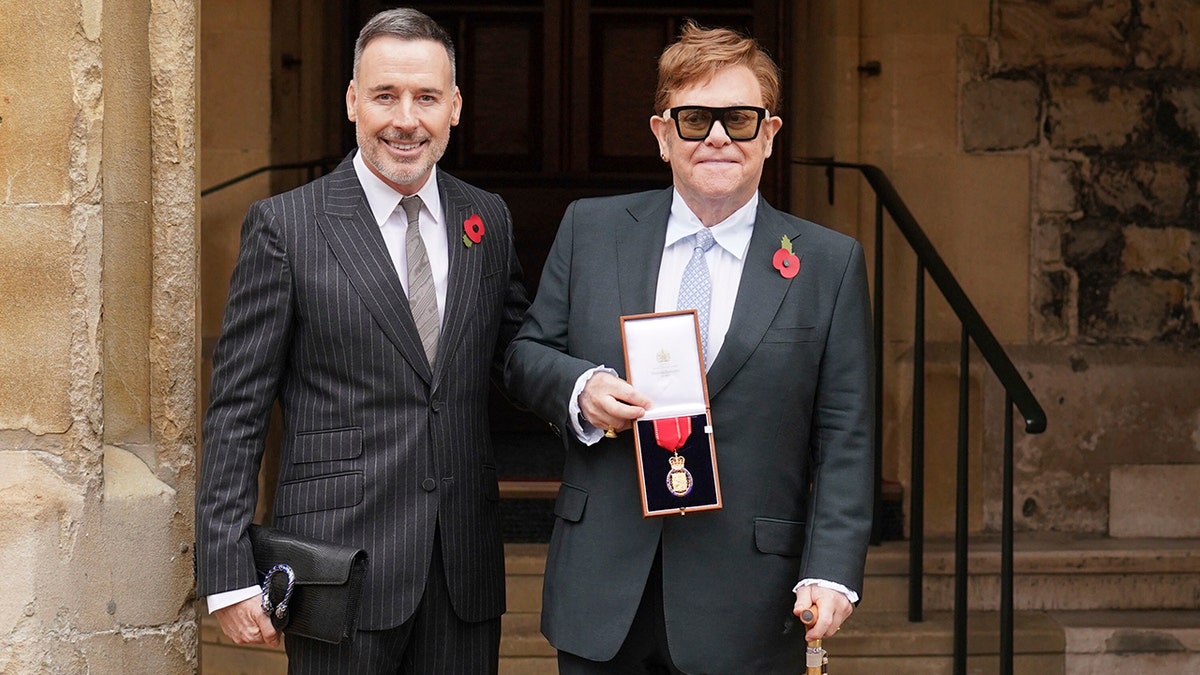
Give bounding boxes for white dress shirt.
[356,152,449,324]
[567,190,755,444]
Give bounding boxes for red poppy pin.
[462,214,485,248]
[772,235,800,279]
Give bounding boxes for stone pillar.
[0,0,198,671]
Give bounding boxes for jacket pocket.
[553,482,588,523]
[763,326,818,343]
[292,427,363,464]
[754,517,806,557]
[275,471,364,517]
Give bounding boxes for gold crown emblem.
[668,455,686,468]
[656,349,670,363]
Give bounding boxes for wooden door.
[274,0,791,489]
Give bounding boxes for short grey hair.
[353,8,456,83]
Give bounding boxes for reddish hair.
[654,22,781,114]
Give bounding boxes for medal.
[666,454,693,497]
[653,417,694,497]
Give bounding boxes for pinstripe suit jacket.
[196,153,529,630]
[504,189,874,673]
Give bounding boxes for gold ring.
[604,427,617,438]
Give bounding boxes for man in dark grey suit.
[504,23,873,674]
[195,8,528,673]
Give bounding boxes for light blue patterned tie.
[677,228,717,365]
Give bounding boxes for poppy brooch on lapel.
[772,235,801,279]
[462,214,485,248]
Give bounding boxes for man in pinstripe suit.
[195,8,528,673]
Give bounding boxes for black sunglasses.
[666,105,768,141]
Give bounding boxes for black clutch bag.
[248,524,368,644]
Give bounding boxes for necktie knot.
[400,195,422,228]
[693,228,716,254]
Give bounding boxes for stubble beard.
[359,127,450,189]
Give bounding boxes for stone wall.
[962,0,1200,345]
[962,1,1200,534]
[0,0,198,671]
[794,0,1200,536]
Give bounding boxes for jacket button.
[422,478,436,492]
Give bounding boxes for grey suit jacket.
[504,188,874,673]
[196,153,529,630]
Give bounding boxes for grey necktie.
[676,228,717,366]
[400,196,439,365]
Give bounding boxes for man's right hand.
[579,371,651,434]
[214,595,280,647]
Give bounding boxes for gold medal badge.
[653,416,694,498]
[666,454,694,497]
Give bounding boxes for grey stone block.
[962,78,1042,151]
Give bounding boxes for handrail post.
[909,263,925,622]
[872,197,885,545]
[954,327,970,675]
[1001,397,1015,675]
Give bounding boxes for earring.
[660,152,668,162]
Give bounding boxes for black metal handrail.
[794,157,1047,675]
[200,157,343,197]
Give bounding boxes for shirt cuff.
[793,578,860,605]
[207,585,263,614]
[568,365,618,446]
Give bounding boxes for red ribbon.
[652,416,692,452]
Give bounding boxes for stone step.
[500,611,556,675]
[1055,610,1200,675]
[495,606,1069,675]
[860,535,1200,613]
[505,543,547,614]
[823,610,1065,674]
[504,535,1200,616]
[499,609,1200,674]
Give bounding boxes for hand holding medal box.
[620,310,722,517]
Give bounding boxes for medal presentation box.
[620,310,722,517]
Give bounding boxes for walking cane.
[799,605,828,674]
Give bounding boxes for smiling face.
[650,65,782,223]
[347,36,461,195]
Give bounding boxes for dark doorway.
[270,0,791,537]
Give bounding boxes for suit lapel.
[315,156,433,384]
[432,173,482,388]
[617,189,672,316]
[706,200,797,399]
